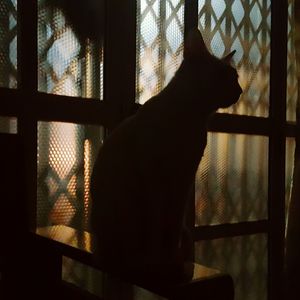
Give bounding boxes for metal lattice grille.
[38,0,103,98]
[0,0,17,88]
[37,122,104,230]
[136,0,297,117]
[136,0,184,104]
[198,0,271,117]
[195,133,268,225]
[195,234,267,300]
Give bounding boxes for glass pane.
[195,133,268,225]
[37,121,104,231]
[198,0,271,117]
[38,0,103,99]
[0,116,17,133]
[286,138,295,221]
[136,0,184,104]
[0,0,17,88]
[288,0,298,122]
[195,234,267,300]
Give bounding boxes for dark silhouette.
[90,29,242,284]
[50,0,104,43]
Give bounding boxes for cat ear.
[184,29,209,59]
[222,50,236,64]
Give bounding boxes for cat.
[90,29,242,284]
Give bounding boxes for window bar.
[82,39,103,100]
[193,220,269,241]
[92,42,103,100]
[183,0,198,260]
[104,0,136,122]
[0,0,10,88]
[184,0,198,36]
[136,0,142,104]
[34,96,113,127]
[268,1,288,299]
[224,0,233,53]
[158,0,167,93]
[17,0,38,231]
[208,114,271,136]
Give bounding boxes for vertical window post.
[269,0,288,299]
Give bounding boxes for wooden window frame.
[0,1,290,299]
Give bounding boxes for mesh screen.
[195,234,267,300]
[38,0,103,98]
[0,116,17,133]
[198,0,271,117]
[0,0,17,88]
[37,121,104,230]
[195,133,268,226]
[136,0,297,117]
[136,0,184,104]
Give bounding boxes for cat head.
[183,29,242,110]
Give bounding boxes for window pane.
[195,133,268,225]
[38,0,103,99]
[195,234,267,300]
[288,0,298,122]
[136,0,184,104]
[37,121,104,231]
[0,116,17,133]
[0,0,17,88]
[198,0,271,117]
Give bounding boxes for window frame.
[0,1,291,299]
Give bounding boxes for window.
[0,1,294,299]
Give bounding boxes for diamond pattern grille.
[198,0,271,117]
[37,122,104,230]
[136,0,297,117]
[196,133,268,225]
[38,0,103,98]
[0,0,17,88]
[136,0,184,104]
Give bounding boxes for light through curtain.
[198,0,271,117]
[38,0,103,99]
[136,0,185,104]
[36,0,106,291]
[37,0,104,232]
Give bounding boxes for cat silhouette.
[90,29,242,283]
